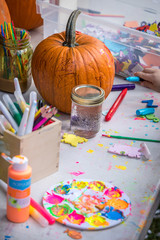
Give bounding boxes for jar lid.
[71,84,105,105]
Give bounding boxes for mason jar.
[0,28,33,93]
[70,84,105,139]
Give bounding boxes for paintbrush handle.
[102,134,160,143]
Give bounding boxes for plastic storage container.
[36,0,160,77]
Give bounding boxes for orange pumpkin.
[0,0,11,27]
[32,10,115,113]
[5,0,43,30]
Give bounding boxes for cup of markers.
[0,21,33,93]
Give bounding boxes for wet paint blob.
[85,214,109,227]
[101,206,124,220]
[48,204,73,217]
[104,187,122,198]
[72,180,88,189]
[54,184,72,195]
[44,191,64,204]
[67,210,85,225]
[89,181,106,192]
[106,198,129,209]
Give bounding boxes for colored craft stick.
[1,24,5,38]
[111,84,135,91]
[11,21,17,40]
[105,88,127,121]
[102,134,160,143]
[4,22,9,39]
[29,205,49,227]
[8,22,15,41]
[30,198,55,225]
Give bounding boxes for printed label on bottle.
[8,177,31,191]
[7,194,30,209]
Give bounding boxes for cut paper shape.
[43,179,131,230]
[61,133,88,147]
[146,114,160,123]
[142,100,158,108]
[124,21,139,28]
[108,143,151,160]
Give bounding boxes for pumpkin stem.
[63,10,81,47]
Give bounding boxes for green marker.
[2,94,22,126]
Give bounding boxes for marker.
[136,108,155,116]
[25,100,37,134]
[105,88,127,121]
[29,91,37,106]
[125,76,140,82]
[111,84,135,91]
[2,94,22,125]
[30,198,55,225]
[102,134,160,143]
[14,90,27,113]
[29,205,49,227]
[0,115,15,133]
[17,107,29,136]
[0,101,18,132]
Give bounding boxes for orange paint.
[106,198,129,209]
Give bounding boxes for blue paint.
[101,206,124,220]
[26,225,29,228]
[5,236,11,239]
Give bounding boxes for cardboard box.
[0,117,61,183]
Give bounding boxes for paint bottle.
[70,84,105,138]
[3,154,32,223]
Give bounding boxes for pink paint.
[67,210,85,225]
[104,187,122,198]
[107,163,112,171]
[69,171,85,176]
[44,191,64,204]
[134,117,146,120]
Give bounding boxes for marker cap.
[136,108,155,116]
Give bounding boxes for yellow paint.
[115,165,127,170]
[112,155,117,159]
[61,133,88,147]
[87,149,94,153]
[140,209,146,215]
[97,144,103,147]
[125,161,128,164]
[85,215,109,227]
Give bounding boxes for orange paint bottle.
[4,154,32,223]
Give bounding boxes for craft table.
[0,24,160,240]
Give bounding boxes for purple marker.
[111,84,135,91]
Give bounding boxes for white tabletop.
[0,25,160,240]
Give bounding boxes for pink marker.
[30,198,55,225]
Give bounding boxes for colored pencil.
[102,134,160,143]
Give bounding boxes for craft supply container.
[36,0,160,77]
[0,28,33,93]
[0,117,61,183]
[70,84,105,138]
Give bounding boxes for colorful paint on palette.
[43,179,131,230]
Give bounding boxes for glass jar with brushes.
[0,22,33,93]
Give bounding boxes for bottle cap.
[12,155,28,171]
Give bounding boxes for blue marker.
[136,108,155,116]
[125,76,140,82]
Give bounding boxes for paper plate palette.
[43,179,131,230]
